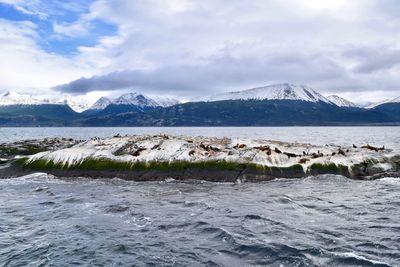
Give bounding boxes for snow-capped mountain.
[90,97,112,110]
[114,93,160,108]
[153,97,181,107]
[0,91,92,112]
[53,95,92,113]
[88,92,180,110]
[366,96,400,109]
[205,83,332,103]
[0,91,45,106]
[327,95,357,107]
[0,90,180,113]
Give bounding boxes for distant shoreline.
[1,124,400,127]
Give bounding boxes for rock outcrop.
[2,135,399,181]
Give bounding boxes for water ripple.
[1,174,399,266]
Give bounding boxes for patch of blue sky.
[41,19,118,55]
[0,3,38,21]
[0,2,118,56]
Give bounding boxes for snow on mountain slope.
[0,90,180,112]
[0,91,45,106]
[205,83,332,103]
[0,91,92,112]
[327,95,357,107]
[114,93,160,108]
[153,97,181,107]
[53,95,92,113]
[88,93,181,110]
[366,96,400,109]
[90,97,112,110]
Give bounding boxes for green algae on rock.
[6,134,397,181]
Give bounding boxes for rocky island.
[1,135,399,181]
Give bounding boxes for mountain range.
[0,91,180,113]
[0,83,399,126]
[205,84,330,103]
[88,92,179,111]
[0,91,90,112]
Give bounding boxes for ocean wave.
[377,177,400,184]
[331,252,392,267]
[1,172,399,266]
[0,172,64,185]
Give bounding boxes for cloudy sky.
[1,0,400,104]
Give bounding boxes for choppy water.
[1,174,399,266]
[0,126,399,150]
[1,127,400,266]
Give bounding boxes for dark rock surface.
[0,138,81,160]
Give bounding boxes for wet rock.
[151,144,160,150]
[0,137,80,160]
[132,147,147,156]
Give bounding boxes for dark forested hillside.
[0,100,399,126]
[74,100,396,126]
[0,104,79,126]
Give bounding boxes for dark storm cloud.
[54,53,347,95]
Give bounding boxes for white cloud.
[0,18,94,96]
[53,21,89,37]
[0,0,48,19]
[1,0,400,103]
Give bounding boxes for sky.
[0,0,400,104]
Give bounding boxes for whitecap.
[0,172,66,185]
[376,177,400,184]
[333,251,391,267]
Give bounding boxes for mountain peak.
[153,97,181,107]
[2,91,22,97]
[0,90,44,106]
[205,83,331,103]
[53,95,91,113]
[366,96,400,109]
[2,91,12,96]
[117,92,139,99]
[114,92,159,107]
[90,97,112,110]
[89,92,180,110]
[327,95,357,107]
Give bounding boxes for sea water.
[0,127,399,266]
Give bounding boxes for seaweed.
[310,163,339,172]
[20,157,264,171]
[19,157,305,174]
